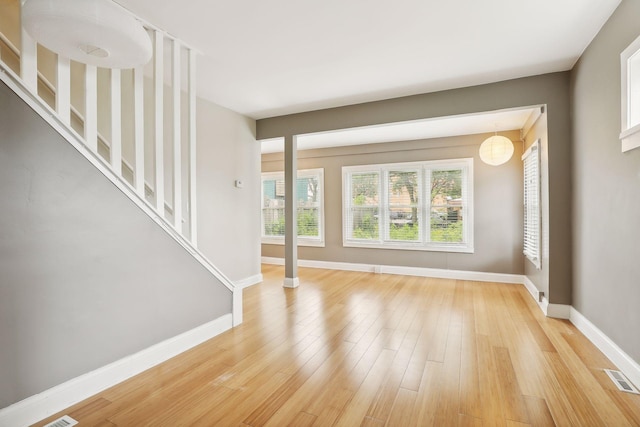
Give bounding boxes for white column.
[55,56,71,124]
[172,39,182,231]
[84,64,98,152]
[133,65,145,196]
[187,48,198,246]
[20,27,37,92]
[154,30,165,214]
[110,69,122,175]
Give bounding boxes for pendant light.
[21,0,152,69]
[479,132,514,166]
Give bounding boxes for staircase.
[0,2,245,424]
[0,1,238,307]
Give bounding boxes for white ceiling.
[261,106,539,153]
[115,0,620,120]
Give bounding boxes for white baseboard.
[231,274,262,327]
[232,288,243,327]
[570,307,640,391]
[0,314,233,427]
[261,257,523,284]
[283,277,300,288]
[234,274,263,289]
[522,276,549,315]
[378,264,523,284]
[522,276,540,301]
[546,303,571,319]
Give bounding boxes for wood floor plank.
[360,416,385,426]
[260,339,356,427]
[523,395,556,427]
[551,332,633,426]
[385,387,418,427]
[244,330,357,426]
[365,308,422,421]
[493,346,530,424]
[542,351,605,426]
[476,334,508,426]
[191,372,290,426]
[333,349,397,427]
[286,411,317,427]
[407,360,444,426]
[30,266,640,427]
[303,332,389,424]
[459,308,482,420]
[400,304,442,390]
[459,413,484,427]
[433,321,463,425]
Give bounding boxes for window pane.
[351,172,379,206]
[297,176,319,205]
[263,207,285,236]
[430,169,463,243]
[349,172,379,240]
[263,179,284,236]
[297,207,318,236]
[388,171,419,241]
[351,207,379,239]
[389,208,419,241]
[297,176,320,237]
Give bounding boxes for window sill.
[621,124,640,152]
[343,240,474,254]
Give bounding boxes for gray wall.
[571,0,640,363]
[262,132,525,274]
[0,81,232,408]
[258,72,572,303]
[197,98,261,283]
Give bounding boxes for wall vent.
[43,415,78,427]
[604,369,640,394]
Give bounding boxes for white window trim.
[620,34,640,152]
[522,140,541,269]
[342,158,474,253]
[261,168,325,247]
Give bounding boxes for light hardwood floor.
[34,265,640,426]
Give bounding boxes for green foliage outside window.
[431,220,463,242]
[389,224,418,240]
[264,209,318,237]
[352,211,379,239]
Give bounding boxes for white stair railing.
[4,1,199,244]
[0,2,238,303]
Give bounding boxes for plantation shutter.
[428,166,467,244]
[523,140,541,267]
[345,171,380,241]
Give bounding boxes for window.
[342,159,473,252]
[523,140,541,268]
[621,34,640,152]
[261,168,324,246]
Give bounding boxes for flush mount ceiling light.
[479,134,514,166]
[21,0,152,69]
